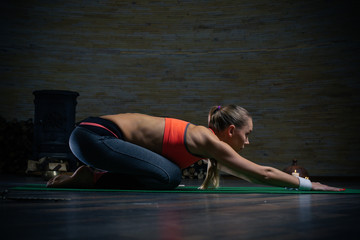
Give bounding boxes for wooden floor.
[1,175,360,240]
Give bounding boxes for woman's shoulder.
[188,124,217,137]
[186,125,220,155]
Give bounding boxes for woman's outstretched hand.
[311,182,345,191]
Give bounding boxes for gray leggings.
[69,119,181,189]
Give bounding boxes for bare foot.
[46,165,95,189]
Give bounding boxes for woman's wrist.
[297,176,312,190]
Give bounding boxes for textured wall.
[1,0,359,176]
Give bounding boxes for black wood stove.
[33,90,79,171]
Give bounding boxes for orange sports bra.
[162,118,203,169]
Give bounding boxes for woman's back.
[101,113,165,154]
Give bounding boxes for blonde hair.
[200,105,251,189]
[208,105,251,132]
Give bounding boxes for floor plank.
[1,175,359,240]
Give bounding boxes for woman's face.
[227,118,253,152]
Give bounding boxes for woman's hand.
[311,182,345,191]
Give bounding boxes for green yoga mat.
[10,184,360,194]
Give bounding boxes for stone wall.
[1,0,359,176]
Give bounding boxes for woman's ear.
[227,125,236,137]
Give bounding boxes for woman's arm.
[218,162,342,191]
[190,126,343,191]
[207,139,301,188]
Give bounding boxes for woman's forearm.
[219,163,299,188]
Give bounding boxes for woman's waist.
[78,117,124,139]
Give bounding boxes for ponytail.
[200,104,251,189]
[199,159,219,189]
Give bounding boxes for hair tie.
[217,105,221,110]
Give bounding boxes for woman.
[47,105,342,191]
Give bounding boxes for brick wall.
[1,0,359,176]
